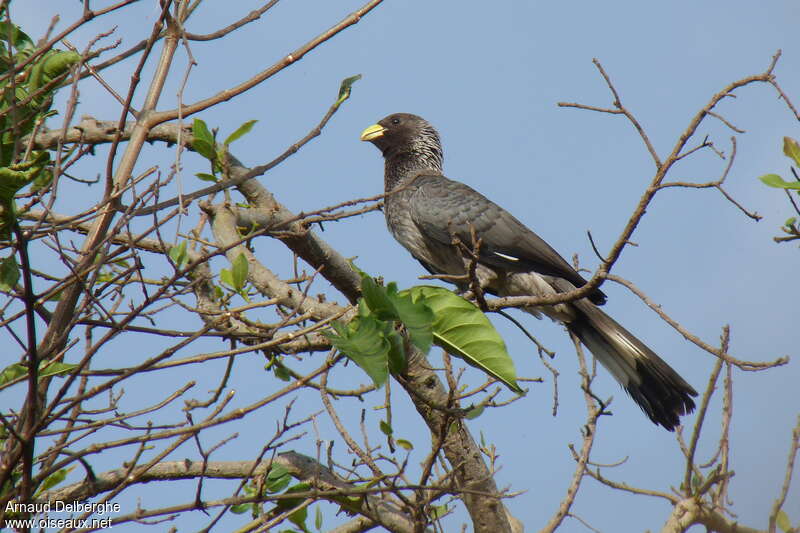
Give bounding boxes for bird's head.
[360,113,443,171]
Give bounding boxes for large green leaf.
[231,252,248,290]
[404,286,523,394]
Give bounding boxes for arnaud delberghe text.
[6,500,120,515]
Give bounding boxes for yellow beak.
[360,123,386,142]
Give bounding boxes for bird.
[360,112,697,430]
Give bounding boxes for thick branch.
[207,203,346,320]
[36,453,414,533]
[397,349,519,533]
[660,497,763,533]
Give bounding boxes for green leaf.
[465,404,485,420]
[335,74,362,106]
[169,240,188,268]
[195,172,218,183]
[263,482,312,531]
[379,420,393,436]
[96,271,114,284]
[265,474,291,494]
[396,439,413,451]
[40,50,81,80]
[272,363,291,382]
[0,21,34,51]
[230,502,251,514]
[192,118,213,145]
[31,167,53,192]
[37,466,75,494]
[430,504,450,519]
[785,217,797,227]
[237,288,251,303]
[231,252,249,290]
[389,284,434,353]
[266,463,291,493]
[760,173,800,190]
[275,481,310,507]
[0,152,51,239]
[192,139,215,161]
[0,255,19,291]
[325,315,390,387]
[191,119,216,160]
[0,363,26,386]
[783,137,800,167]
[219,268,233,288]
[0,361,76,385]
[27,50,79,92]
[385,326,406,375]
[224,120,258,146]
[39,362,78,378]
[404,286,523,394]
[314,505,323,531]
[288,501,309,532]
[359,274,433,353]
[266,463,289,480]
[360,275,398,321]
[776,509,791,532]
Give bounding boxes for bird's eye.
[391,117,401,125]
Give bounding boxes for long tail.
[567,299,697,430]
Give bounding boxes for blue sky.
[11,1,800,531]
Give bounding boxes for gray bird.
[360,112,697,430]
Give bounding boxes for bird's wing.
[407,172,607,304]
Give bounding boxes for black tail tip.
[628,383,698,431]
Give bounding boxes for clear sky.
[11,1,800,531]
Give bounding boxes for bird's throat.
[384,150,442,192]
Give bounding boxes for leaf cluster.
[0,20,81,296]
[192,118,257,183]
[232,463,322,533]
[326,270,523,394]
[759,137,800,241]
[0,22,80,205]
